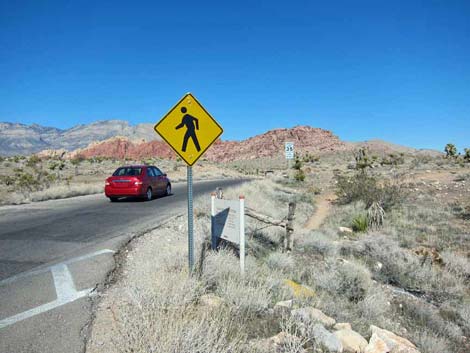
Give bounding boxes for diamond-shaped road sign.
[154,93,223,166]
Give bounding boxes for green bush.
[354,148,374,169]
[292,158,303,170]
[464,148,470,163]
[381,153,405,166]
[294,169,305,182]
[334,171,405,211]
[445,143,457,158]
[352,214,368,232]
[26,155,41,167]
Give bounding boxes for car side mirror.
[163,173,167,177]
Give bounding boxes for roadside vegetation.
[86,148,470,353]
[0,155,242,205]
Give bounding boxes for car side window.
[153,167,162,176]
[147,168,155,177]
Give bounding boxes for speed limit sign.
[285,142,294,160]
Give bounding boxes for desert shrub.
[307,185,321,195]
[414,331,453,353]
[445,143,457,158]
[354,147,374,169]
[315,260,372,303]
[265,252,295,273]
[352,214,368,232]
[441,251,470,280]
[294,169,305,182]
[201,251,284,316]
[117,289,245,353]
[400,298,463,342]
[367,202,385,230]
[360,236,465,303]
[381,153,405,166]
[292,158,302,170]
[335,171,405,210]
[464,148,470,162]
[26,155,41,167]
[0,175,15,186]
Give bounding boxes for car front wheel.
[165,184,171,196]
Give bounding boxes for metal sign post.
[239,195,245,275]
[285,141,294,169]
[154,93,223,273]
[187,166,194,271]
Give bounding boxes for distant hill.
[0,121,159,156]
[1,120,441,161]
[58,125,347,162]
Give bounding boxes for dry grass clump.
[202,250,286,317]
[30,183,103,201]
[314,260,373,303]
[265,251,296,273]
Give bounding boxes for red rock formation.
[42,126,346,162]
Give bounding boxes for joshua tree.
[464,148,470,163]
[444,143,457,158]
[354,147,373,170]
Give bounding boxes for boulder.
[334,323,352,331]
[370,326,419,353]
[310,324,343,352]
[333,329,368,353]
[339,227,354,234]
[364,333,389,353]
[291,307,336,327]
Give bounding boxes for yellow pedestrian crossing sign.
[154,93,223,166]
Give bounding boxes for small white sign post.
[285,142,294,160]
[285,141,294,170]
[211,194,245,274]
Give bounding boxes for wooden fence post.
[284,202,296,252]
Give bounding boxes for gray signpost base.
[187,166,194,272]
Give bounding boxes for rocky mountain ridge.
[2,120,439,161]
[0,121,159,156]
[45,126,347,162]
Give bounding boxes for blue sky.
[1,0,469,151]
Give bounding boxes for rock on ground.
[370,326,420,353]
[310,324,343,353]
[364,333,389,353]
[334,323,352,331]
[333,329,368,353]
[291,307,336,327]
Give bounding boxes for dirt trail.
[304,192,335,230]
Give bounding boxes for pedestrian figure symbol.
[175,107,201,152]
[154,92,222,166]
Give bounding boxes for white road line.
[51,264,78,302]
[0,249,115,286]
[0,249,115,329]
[0,288,93,329]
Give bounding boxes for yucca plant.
[368,202,385,230]
[352,214,368,233]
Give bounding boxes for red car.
[105,165,171,202]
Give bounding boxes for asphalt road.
[0,178,246,281]
[0,178,247,353]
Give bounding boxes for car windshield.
[112,167,142,176]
